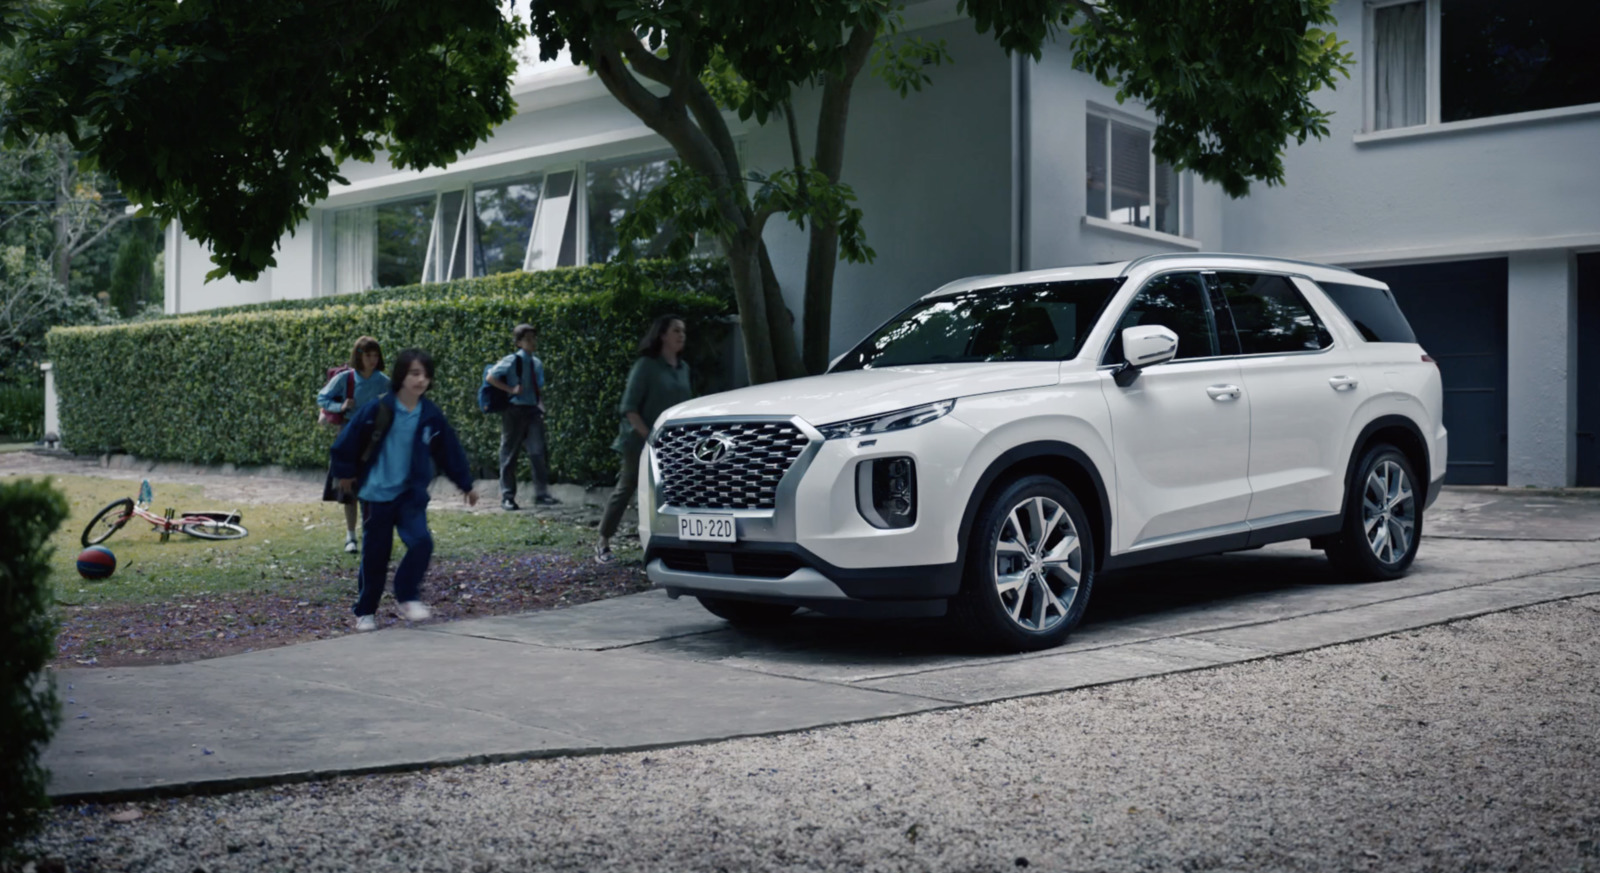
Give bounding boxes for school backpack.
[477,355,525,414]
[317,366,356,427]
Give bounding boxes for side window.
[1106,272,1215,364]
[1209,273,1333,355]
[1317,281,1417,343]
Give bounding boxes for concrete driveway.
[43,488,1600,801]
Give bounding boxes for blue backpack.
[477,355,524,414]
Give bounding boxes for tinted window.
[1105,272,1216,364]
[831,280,1122,371]
[1441,0,1600,123]
[1318,281,1418,343]
[1209,273,1333,355]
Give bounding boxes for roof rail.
[1119,252,1358,277]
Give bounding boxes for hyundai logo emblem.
[693,436,731,464]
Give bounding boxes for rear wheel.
[82,498,134,547]
[179,520,249,540]
[950,475,1095,652]
[696,596,798,626]
[1324,444,1420,580]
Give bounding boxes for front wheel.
[82,498,134,547]
[1324,444,1420,581]
[950,475,1095,652]
[180,520,249,540]
[696,596,798,626]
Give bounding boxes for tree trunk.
[801,24,876,375]
[724,232,779,386]
[758,243,807,381]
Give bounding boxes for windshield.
[830,279,1124,372]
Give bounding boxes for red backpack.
[316,366,357,427]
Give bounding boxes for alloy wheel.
[1361,460,1415,564]
[991,495,1083,633]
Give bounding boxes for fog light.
[857,456,917,529]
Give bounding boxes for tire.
[179,520,249,540]
[180,510,241,524]
[696,596,799,626]
[950,474,1095,652]
[82,498,134,547]
[1324,444,1421,581]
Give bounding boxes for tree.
[0,133,131,293]
[530,0,1352,382]
[0,0,525,281]
[107,218,159,317]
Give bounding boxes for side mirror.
[1113,325,1179,386]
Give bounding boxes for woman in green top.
[597,314,692,564]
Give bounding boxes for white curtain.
[1374,2,1426,130]
[332,207,375,295]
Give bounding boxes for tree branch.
[68,211,131,258]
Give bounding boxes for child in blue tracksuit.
[330,348,479,631]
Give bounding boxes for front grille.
[654,421,810,509]
[654,547,806,579]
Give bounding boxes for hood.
[662,362,1061,426]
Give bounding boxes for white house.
[163,0,1600,487]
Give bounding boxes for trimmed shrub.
[0,386,44,441]
[47,262,735,485]
[0,478,67,853]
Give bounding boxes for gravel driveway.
[24,594,1600,872]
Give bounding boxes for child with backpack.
[317,337,390,553]
[484,323,559,510]
[330,348,479,632]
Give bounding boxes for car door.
[1100,271,1252,552]
[1206,271,1371,524]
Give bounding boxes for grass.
[34,474,620,607]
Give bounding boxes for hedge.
[0,385,44,441]
[0,478,67,854]
[46,262,736,485]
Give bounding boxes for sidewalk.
[40,487,1600,802]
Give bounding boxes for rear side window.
[1209,272,1333,354]
[1317,281,1418,343]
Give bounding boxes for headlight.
[816,399,955,441]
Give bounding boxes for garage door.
[1579,253,1600,486]
[1357,259,1508,485]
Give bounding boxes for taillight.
[1421,354,1436,364]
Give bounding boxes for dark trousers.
[599,445,642,538]
[354,498,433,616]
[499,405,551,501]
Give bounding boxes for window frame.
[1203,270,1336,358]
[1084,104,1184,239]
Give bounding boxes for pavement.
[41,486,1600,803]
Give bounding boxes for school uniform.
[487,349,552,503]
[329,393,474,618]
[318,369,391,503]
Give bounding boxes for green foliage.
[107,220,159,318]
[0,0,525,282]
[959,0,1354,197]
[0,478,68,853]
[0,243,121,386]
[47,262,734,484]
[0,385,43,440]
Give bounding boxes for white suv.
[639,253,1447,651]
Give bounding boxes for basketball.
[76,545,117,579]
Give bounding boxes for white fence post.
[40,361,60,447]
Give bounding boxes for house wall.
[757,17,1015,356]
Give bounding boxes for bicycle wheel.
[179,520,248,540]
[82,498,134,547]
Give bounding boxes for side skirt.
[1101,514,1343,572]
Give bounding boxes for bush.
[0,479,68,854]
[47,261,736,485]
[0,386,43,441]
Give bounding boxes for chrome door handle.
[1328,376,1359,392]
[1206,384,1241,402]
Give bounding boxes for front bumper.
[639,413,978,610]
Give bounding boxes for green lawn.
[36,474,615,606]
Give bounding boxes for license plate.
[678,513,736,543]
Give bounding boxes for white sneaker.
[400,601,431,622]
[344,537,358,554]
[354,615,377,632]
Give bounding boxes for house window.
[374,196,436,289]
[585,151,717,263]
[1085,112,1181,236]
[473,177,541,277]
[1370,0,1600,131]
